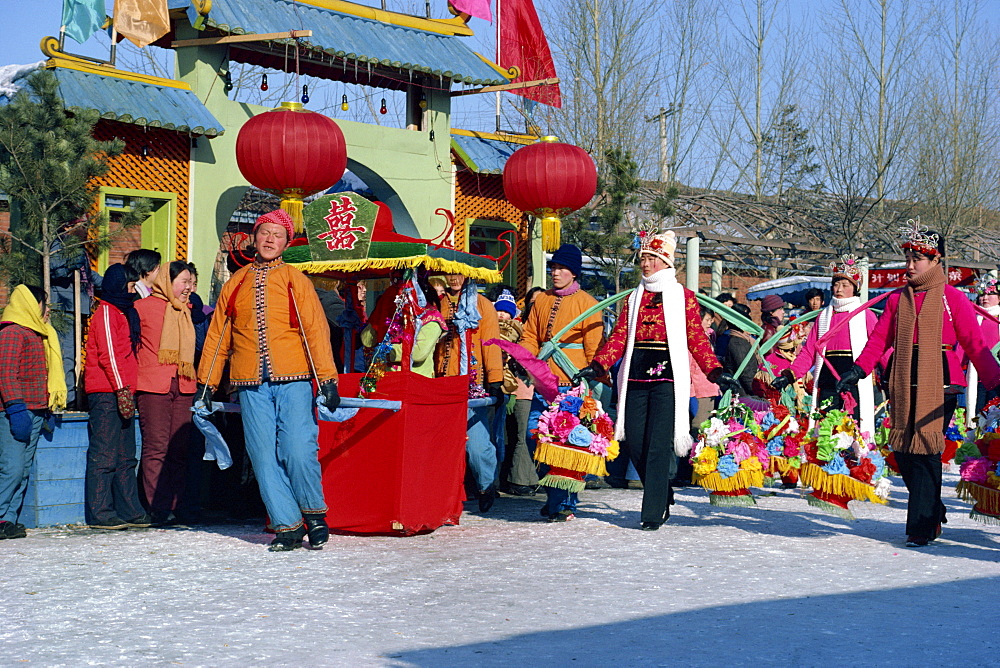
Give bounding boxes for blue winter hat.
[493,289,520,318]
[548,243,583,277]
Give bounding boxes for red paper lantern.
[236,101,347,231]
[502,136,597,251]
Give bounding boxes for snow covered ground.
[3,471,999,667]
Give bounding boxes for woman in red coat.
[83,264,151,530]
[135,261,196,523]
[838,224,1000,546]
[577,230,741,530]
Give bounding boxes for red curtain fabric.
[318,371,470,535]
[499,0,561,107]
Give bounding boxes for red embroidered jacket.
[594,288,720,378]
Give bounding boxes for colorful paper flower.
[567,424,594,447]
[594,414,614,439]
[692,446,719,476]
[849,458,876,484]
[717,454,739,478]
[579,396,599,420]
[822,455,850,476]
[960,457,992,484]
[552,412,581,439]
[559,396,584,415]
[589,433,610,456]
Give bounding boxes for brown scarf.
[151,268,196,380]
[889,263,946,455]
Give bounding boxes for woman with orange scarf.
[838,223,1000,546]
[134,260,197,523]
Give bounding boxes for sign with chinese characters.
[302,192,378,261]
[869,266,975,289]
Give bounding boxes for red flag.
[499,0,561,108]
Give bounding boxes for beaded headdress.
[974,274,1000,296]
[899,218,940,256]
[830,253,866,288]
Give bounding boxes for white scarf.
[966,304,1000,427]
[613,268,693,456]
[812,296,874,436]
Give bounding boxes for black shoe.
[478,484,497,513]
[125,513,156,528]
[546,510,575,523]
[303,514,329,548]
[906,536,930,548]
[502,484,538,496]
[269,525,307,552]
[89,517,129,530]
[585,477,612,490]
[0,521,26,539]
[150,511,174,526]
[641,522,661,531]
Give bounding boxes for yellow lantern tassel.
[541,214,561,251]
[280,195,305,233]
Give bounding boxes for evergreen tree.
[761,105,823,202]
[0,69,148,302]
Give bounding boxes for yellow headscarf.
[150,264,196,380]
[1,285,66,412]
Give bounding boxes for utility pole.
[645,104,677,183]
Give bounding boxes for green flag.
[62,0,105,44]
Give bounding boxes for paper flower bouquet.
[956,398,1000,524]
[799,408,890,520]
[533,385,620,493]
[689,400,769,507]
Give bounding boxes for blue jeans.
[239,381,327,531]
[467,405,498,491]
[544,487,578,514]
[0,409,46,524]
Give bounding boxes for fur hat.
[549,244,583,277]
[254,209,295,241]
[638,229,677,267]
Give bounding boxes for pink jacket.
[856,285,1000,389]
[791,309,878,378]
[134,296,197,395]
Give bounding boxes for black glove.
[770,369,794,391]
[319,379,341,411]
[835,363,866,396]
[486,381,505,404]
[572,361,605,385]
[709,369,742,396]
[195,383,214,403]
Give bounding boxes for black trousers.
[624,380,675,524]
[893,394,957,540]
[85,392,145,524]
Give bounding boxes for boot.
[303,513,329,549]
[269,525,307,552]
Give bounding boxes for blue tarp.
[451,132,522,174]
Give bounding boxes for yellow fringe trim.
[767,456,792,477]
[956,480,1000,517]
[799,463,887,505]
[290,256,502,283]
[692,468,765,493]
[534,441,613,477]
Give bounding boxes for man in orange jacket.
[435,273,504,511]
[197,210,339,552]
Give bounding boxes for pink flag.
[449,0,492,22]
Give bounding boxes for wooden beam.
[171,30,313,48]
[450,77,560,97]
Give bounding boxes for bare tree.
[810,0,927,251]
[713,0,803,200]
[905,0,1000,237]
[545,0,658,175]
[653,0,721,188]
